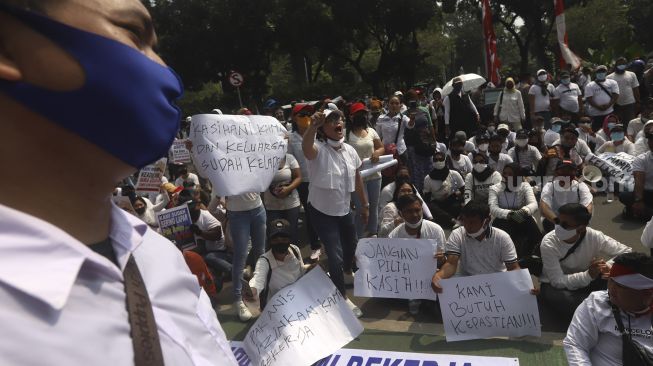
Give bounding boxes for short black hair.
[392,178,415,202]
[177,189,195,205]
[558,203,592,225]
[460,200,490,219]
[396,194,422,212]
[613,252,653,279]
[490,135,504,143]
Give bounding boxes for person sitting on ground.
[576,116,606,153]
[544,117,564,148]
[596,114,620,144]
[509,129,542,175]
[626,98,653,142]
[247,219,313,310]
[553,126,591,166]
[641,217,653,257]
[378,166,433,220]
[539,203,632,323]
[528,127,546,154]
[595,123,636,155]
[389,194,447,315]
[620,122,653,221]
[423,151,464,229]
[378,179,417,238]
[431,201,527,293]
[496,123,516,152]
[446,137,473,178]
[488,134,513,174]
[464,152,502,204]
[174,164,200,188]
[467,132,490,159]
[540,160,593,233]
[563,252,653,366]
[454,130,476,154]
[488,163,542,259]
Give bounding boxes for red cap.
[349,102,368,115]
[291,103,314,116]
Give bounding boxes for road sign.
[229,71,244,87]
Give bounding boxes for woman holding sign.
[303,109,368,318]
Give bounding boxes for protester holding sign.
[431,201,520,293]
[540,203,631,322]
[0,1,237,364]
[564,253,653,366]
[303,109,367,317]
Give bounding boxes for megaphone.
[582,165,602,183]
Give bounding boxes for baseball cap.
[350,102,368,115]
[556,159,576,170]
[291,103,314,116]
[497,123,510,131]
[267,219,291,239]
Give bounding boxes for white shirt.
[249,244,305,302]
[488,181,538,219]
[539,228,631,289]
[348,128,382,181]
[263,154,301,210]
[488,153,513,175]
[553,83,582,113]
[175,172,200,189]
[508,145,542,172]
[195,209,225,252]
[464,170,502,204]
[632,151,653,190]
[595,139,636,155]
[0,203,237,366]
[577,128,606,150]
[641,216,653,249]
[544,129,560,148]
[540,180,593,216]
[528,83,555,112]
[445,227,518,276]
[378,183,432,220]
[447,152,473,177]
[376,113,410,155]
[423,170,464,202]
[627,116,647,139]
[288,132,309,182]
[307,141,361,217]
[607,70,639,105]
[388,221,447,255]
[585,80,620,116]
[226,193,262,212]
[493,89,525,123]
[564,291,653,366]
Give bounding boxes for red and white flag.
[482,0,501,85]
[554,0,581,70]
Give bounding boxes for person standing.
[529,69,556,129]
[263,153,302,244]
[444,77,480,139]
[403,89,436,192]
[608,57,641,128]
[585,65,620,132]
[493,77,525,131]
[553,71,583,122]
[302,109,368,317]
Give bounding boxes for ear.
[0,45,22,82]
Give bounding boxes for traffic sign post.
[228,71,244,108]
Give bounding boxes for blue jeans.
[227,205,266,300]
[308,203,357,296]
[351,178,381,237]
[266,206,300,245]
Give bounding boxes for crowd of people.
[2,0,652,364]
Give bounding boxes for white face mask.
[478,143,489,152]
[515,138,528,147]
[473,163,487,173]
[538,74,548,82]
[327,137,345,148]
[405,217,423,229]
[433,161,446,169]
[466,219,488,238]
[555,224,578,241]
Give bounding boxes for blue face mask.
[611,132,625,142]
[561,78,571,85]
[0,5,183,169]
[551,124,562,133]
[596,72,607,81]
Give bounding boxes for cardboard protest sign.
[354,238,438,301]
[439,269,540,342]
[112,195,136,215]
[231,341,519,366]
[586,152,635,192]
[135,158,167,195]
[156,203,195,249]
[244,268,363,366]
[170,139,192,164]
[190,114,287,197]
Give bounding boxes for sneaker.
[343,272,354,286]
[235,300,252,322]
[310,248,322,261]
[606,192,614,203]
[346,298,363,318]
[408,299,421,315]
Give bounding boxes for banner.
[231,342,519,366]
[554,0,581,70]
[586,152,635,192]
[156,203,196,249]
[135,158,167,195]
[439,270,541,342]
[244,268,363,366]
[170,139,192,164]
[354,238,439,301]
[190,114,287,197]
[482,0,501,85]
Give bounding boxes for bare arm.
[302,112,325,160]
[431,254,459,293]
[540,200,557,223]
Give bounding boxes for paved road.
[215,196,649,364]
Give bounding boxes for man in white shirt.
[641,217,653,256]
[488,134,513,174]
[608,57,641,127]
[553,71,583,121]
[431,201,521,293]
[585,65,620,132]
[174,165,201,189]
[529,69,556,128]
[619,121,653,220]
[540,204,631,322]
[0,1,237,364]
[564,252,653,366]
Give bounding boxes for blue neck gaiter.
[0,4,184,169]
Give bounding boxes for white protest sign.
[354,238,438,301]
[586,152,635,191]
[231,341,519,366]
[170,139,192,164]
[360,155,398,179]
[190,114,287,197]
[244,267,363,366]
[439,269,540,342]
[135,158,167,195]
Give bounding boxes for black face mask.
[271,242,290,254]
[135,207,147,215]
[189,208,200,223]
[353,114,368,126]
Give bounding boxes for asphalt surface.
[215,194,649,364]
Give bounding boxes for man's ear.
[0,44,22,82]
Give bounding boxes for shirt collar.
[0,202,147,310]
